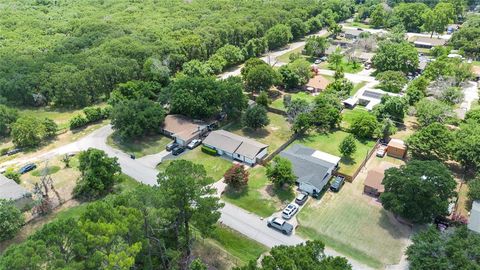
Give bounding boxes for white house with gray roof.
[202,130,268,165]
[469,201,480,234]
[0,173,33,209]
[280,144,340,195]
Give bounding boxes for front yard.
[224,112,293,153]
[297,155,411,269]
[222,166,294,217]
[318,57,364,74]
[270,91,317,111]
[107,133,172,158]
[296,130,376,177]
[157,147,233,183]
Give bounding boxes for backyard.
[107,133,172,158]
[271,91,316,111]
[318,57,364,74]
[296,130,376,176]
[222,166,294,217]
[157,147,233,182]
[340,107,369,129]
[297,154,411,269]
[224,112,293,152]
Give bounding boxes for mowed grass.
[107,133,172,158]
[341,107,369,129]
[157,147,233,182]
[276,45,305,63]
[224,112,293,152]
[222,166,294,217]
[297,177,410,268]
[296,130,376,176]
[271,91,316,111]
[325,57,364,73]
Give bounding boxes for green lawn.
[326,58,364,73]
[222,166,294,217]
[351,81,367,96]
[297,171,410,269]
[224,112,293,153]
[296,130,376,176]
[271,91,317,111]
[157,147,233,182]
[107,133,172,158]
[345,22,371,29]
[340,107,369,129]
[276,45,305,63]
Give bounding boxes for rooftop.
[411,36,447,47]
[0,174,31,201]
[162,114,207,141]
[203,130,268,159]
[306,74,329,90]
[364,162,398,193]
[388,139,406,150]
[468,201,480,233]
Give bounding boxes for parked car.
[295,192,308,205]
[267,217,294,235]
[7,148,21,156]
[330,176,345,192]
[314,59,321,64]
[18,163,37,174]
[376,144,387,157]
[282,203,299,220]
[172,146,185,156]
[0,167,5,174]
[130,154,136,159]
[166,142,179,151]
[187,139,201,149]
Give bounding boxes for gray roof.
[0,174,31,201]
[280,144,339,191]
[203,130,268,159]
[468,201,480,233]
[343,28,363,37]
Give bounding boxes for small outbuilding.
[305,74,329,93]
[363,162,398,197]
[468,201,480,233]
[410,36,447,49]
[0,174,33,209]
[387,139,407,159]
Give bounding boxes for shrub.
[83,106,103,123]
[201,146,218,156]
[0,147,9,156]
[224,164,249,189]
[69,115,88,130]
[4,168,21,184]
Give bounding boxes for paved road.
[341,24,452,40]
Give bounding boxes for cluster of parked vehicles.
[165,138,202,156]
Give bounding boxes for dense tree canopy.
[0,105,18,137]
[266,156,297,188]
[372,41,418,73]
[0,199,25,242]
[243,105,270,130]
[415,98,454,127]
[407,123,454,161]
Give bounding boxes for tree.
[189,259,208,270]
[0,199,25,241]
[224,164,249,190]
[142,57,170,85]
[42,118,58,138]
[214,44,244,67]
[256,91,270,107]
[407,226,480,270]
[376,71,407,93]
[83,106,103,123]
[182,60,213,77]
[350,111,379,139]
[339,134,357,157]
[328,22,342,38]
[324,78,353,100]
[4,168,21,184]
[157,160,222,256]
[328,47,344,72]
[422,3,455,37]
[243,105,270,130]
[265,24,293,50]
[11,116,44,148]
[289,59,313,86]
[266,156,296,188]
[376,117,398,141]
[406,76,429,105]
[73,148,121,200]
[69,114,88,130]
[310,93,343,131]
[242,38,267,59]
[288,18,308,40]
[286,99,311,122]
[370,4,388,28]
[465,108,480,123]
[468,176,480,203]
[278,65,301,90]
[242,58,279,93]
[292,113,313,134]
[391,3,429,33]
[380,160,457,223]
[372,41,418,73]
[454,120,480,172]
[111,98,165,140]
[304,36,327,57]
[407,123,454,161]
[0,104,18,137]
[235,240,352,270]
[415,98,454,127]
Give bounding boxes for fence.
[334,139,381,182]
[266,106,287,116]
[261,133,299,165]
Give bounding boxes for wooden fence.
[334,139,381,182]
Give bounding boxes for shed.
[305,74,329,92]
[387,139,407,159]
[468,201,480,233]
[363,162,398,197]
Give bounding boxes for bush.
[4,168,21,184]
[0,199,25,241]
[69,115,88,130]
[83,106,103,123]
[0,147,9,156]
[224,164,249,190]
[201,146,218,156]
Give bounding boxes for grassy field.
[296,130,376,176]
[341,107,369,129]
[391,115,419,141]
[322,58,364,73]
[297,157,410,268]
[157,147,233,182]
[222,166,294,217]
[271,91,317,110]
[107,133,172,158]
[276,45,305,63]
[224,112,293,153]
[345,22,372,29]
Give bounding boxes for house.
[305,74,329,93]
[351,51,375,63]
[202,130,268,165]
[387,139,407,159]
[331,38,355,48]
[468,201,480,233]
[161,115,209,147]
[0,174,33,209]
[280,144,340,195]
[349,88,401,111]
[410,36,447,49]
[364,162,398,197]
[324,44,343,56]
[342,28,364,39]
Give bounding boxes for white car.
[187,139,202,149]
[282,203,299,220]
[314,59,321,64]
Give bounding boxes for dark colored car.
[172,146,185,156]
[330,176,345,192]
[6,148,21,156]
[166,142,179,151]
[18,163,37,174]
[267,217,294,235]
[295,192,308,205]
[130,154,136,159]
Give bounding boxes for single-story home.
[387,139,407,159]
[305,74,329,93]
[331,38,355,48]
[280,144,340,195]
[0,174,33,209]
[161,115,210,147]
[468,200,480,233]
[364,162,398,197]
[325,44,343,56]
[346,89,401,111]
[202,130,268,165]
[410,36,447,49]
[342,28,364,40]
[351,51,375,63]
